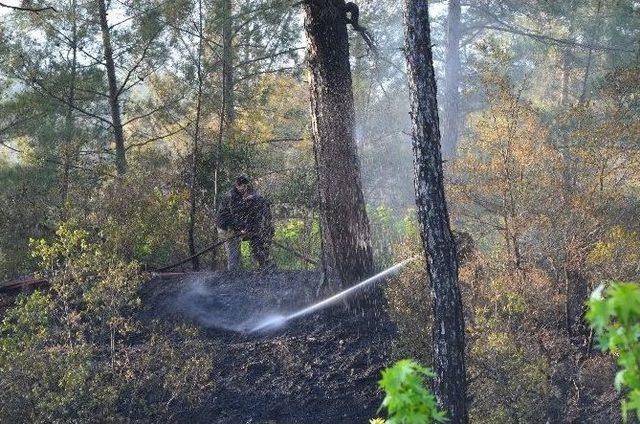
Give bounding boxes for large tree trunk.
[441,0,462,159]
[402,0,468,422]
[97,0,127,175]
[303,0,374,288]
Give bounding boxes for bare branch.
[236,66,299,82]
[125,122,191,151]
[248,137,304,146]
[0,139,117,178]
[117,30,161,96]
[0,2,56,12]
[344,2,377,55]
[0,139,21,153]
[234,47,304,69]
[465,5,636,53]
[121,95,185,127]
[31,79,114,127]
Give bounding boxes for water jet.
[248,256,417,333]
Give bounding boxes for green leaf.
[376,359,449,424]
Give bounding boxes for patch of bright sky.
[0,1,447,19]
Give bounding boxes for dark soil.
[140,270,395,424]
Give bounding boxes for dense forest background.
[1,0,640,422]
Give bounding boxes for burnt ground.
[140,270,395,424]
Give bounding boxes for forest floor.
[141,270,395,424]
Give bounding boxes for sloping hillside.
[141,271,394,423]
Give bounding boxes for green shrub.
[587,282,640,421]
[373,359,448,424]
[91,168,190,268]
[272,218,320,270]
[0,223,213,422]
[369,205,406,266]
[384,215,431,364]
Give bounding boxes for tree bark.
[303,0,374,288]
[222,0,235,125]
[402,0,468,422]
[441,0,462,159]
[188,0,205,271]
[214,0,234,209]
[579,0,603,104]
[565,266,589,341]
[97,0,127,175]
[61,0,78,213]
[560,49,570,106]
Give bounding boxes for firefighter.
[216,174,274,270]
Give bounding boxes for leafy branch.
[374,359,448,424]
[587,282,640,422]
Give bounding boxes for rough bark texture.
[303,0,374,288]
[561,49,570,106]
[211,0,234,270]
[222,0,235,124]
[402,0,468,422]
[579,0,603,104]
[188,0,205,271]
[61,0,78,213]
[565,267,589,340]
[441,0,462,159]
[97,0,127,175]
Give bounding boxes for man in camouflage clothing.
[216,174,274,270]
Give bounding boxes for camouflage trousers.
[218,228,272,270]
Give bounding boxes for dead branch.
[0,2,56,12]
[344,2,377,56]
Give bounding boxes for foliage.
[375,359,447,424]
[88,157,191,268]
[0,160,58,280]
[587,282,640,421]
[0,224,213,422]
[588,226,640,281]
[0,0,639,422]
[384,216,431,364]
[272,218,320,270]
[369,204,407,266]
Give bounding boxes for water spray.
[249,256,418,333]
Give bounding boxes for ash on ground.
[139,270,395,424]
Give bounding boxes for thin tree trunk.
[579,0,603,104]
[441,0,462,159]
[561,50,570,106]
[97,0,127,175]
[188,0,205,271]
[222,0,235,124]
[213,0,234,209]
[61,0,78,213]
[402,0,468,421]
[565,266,589,340]
[303,0,374,289]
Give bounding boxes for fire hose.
[153,233,318,273]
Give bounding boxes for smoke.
[158,258,415,334]
[164,275,293,334]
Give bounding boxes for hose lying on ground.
[152,234,240,272]
[153,234,318,272]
